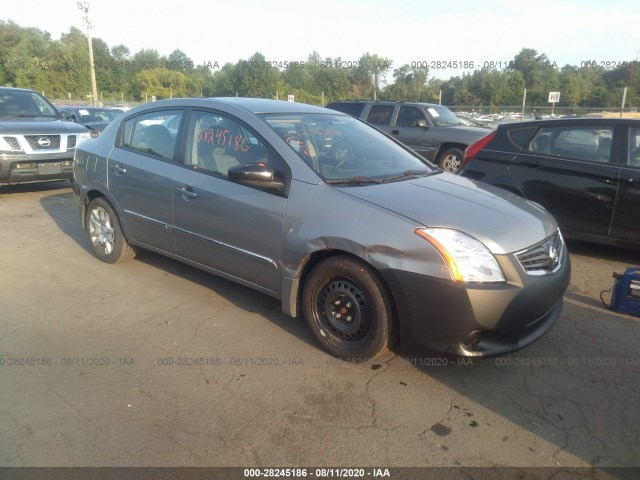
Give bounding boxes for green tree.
[132,68,189,100]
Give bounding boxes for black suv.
[325,101,491,172]
[460,118,640,248]
[0,87,91,186]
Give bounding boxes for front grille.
[67,135,77,148]
[3,136,20,150]
[24,135,60,150]
[515,230,564,276]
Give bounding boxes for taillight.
[462,131,496,170]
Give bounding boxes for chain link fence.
[447,106,640,128]
[48,99,640,121]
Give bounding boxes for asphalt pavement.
[0,181,638,477]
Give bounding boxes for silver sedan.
[73,97,570,359]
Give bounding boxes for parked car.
[73,98,569,359]
[460,118,640,248]
[325,100,491,173]
[58,106,122,137]
[0,87,91,185]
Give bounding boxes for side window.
[328,102,366,117]
[508,127,536,148]
[528,126,614,163]
[186,110,287,182]
[396,106,427,127]
[629,128,640,167]
[119,109,183,161]
[366,105,394,126]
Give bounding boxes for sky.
[4,0,640,82]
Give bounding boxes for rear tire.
[302,256,397,360]
[85,197,135,263]
[438,147,464,173]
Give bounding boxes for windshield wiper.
[326,176,385,185]
[381,169,434,182]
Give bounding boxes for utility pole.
[77,2,98,106]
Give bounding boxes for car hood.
[82,122,109,132]
[336,173,557,254]
[0,117,89,134]
[446,124,492,136]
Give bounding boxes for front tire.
[437,147,464,173]
[302,256,397,360]
[85,197,135,263]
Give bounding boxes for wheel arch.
[82,189,131,245]
[436,142,467,159]
[283,248,400,339]
[81,189,108,229]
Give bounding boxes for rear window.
[366,105,394,126]
[325,102,366,117]
[528,126,614,163]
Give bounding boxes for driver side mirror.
[228,162,284,191]
[416,119,428,128]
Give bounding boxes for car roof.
[61,106,108,110]
[497,117,640,129]
[0,86,38,94]
[212,97,338,114]
[126,97,342,116]
[328,100,440,108]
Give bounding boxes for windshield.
[74,108,121,123]
[261,113,436,183]
[0,90,58,117]
[426,105,463,126]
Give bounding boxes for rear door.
[609,126,640,244]
[107,109,184,253]
[508,123,619,238]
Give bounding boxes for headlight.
[77,132,92,145]
[414,227,505,283]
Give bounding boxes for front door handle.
[176,186,197,199]
[391,130,399,135]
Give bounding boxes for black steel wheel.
[303,256,397,360]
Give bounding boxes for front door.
[171,110,290,295]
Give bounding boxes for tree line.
[1,20,638,108]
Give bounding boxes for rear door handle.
[176,186,197,199]
[391,130,399,135]
[112,164,127,174]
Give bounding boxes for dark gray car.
[0,87,92,185]
[73,98,569,359]
[58,106,122,138]
[326,101,491,173]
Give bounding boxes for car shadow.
[406,298,640,474]
[566,239,640,264]
[40,191,640,472]
[39,191,319,351]
[397,238,640,473]
[38,189,95,256]
[0,179,72,194]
